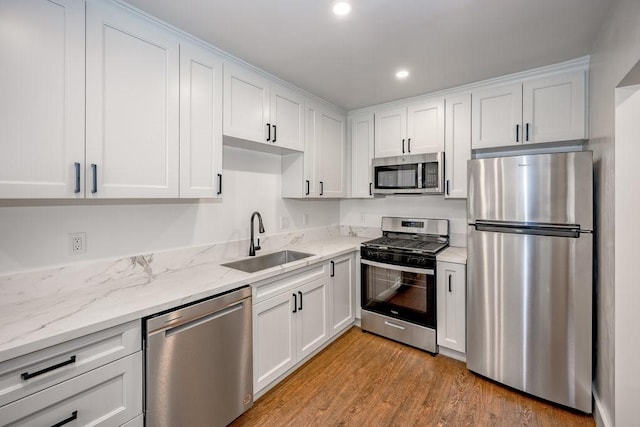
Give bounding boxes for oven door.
[361,259,436,328]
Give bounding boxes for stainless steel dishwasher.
[144,286,253,427]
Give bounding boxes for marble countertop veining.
[437,247,467,264]
[0,234,366,363]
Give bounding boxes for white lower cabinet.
[0,321,143,426]
[253,291,297,391]
[253,269,329,394]
[436,261,467,354]
[0,352,142,427]
[330,255,355,335]
[296,278,330,360]
[253,256,356,395]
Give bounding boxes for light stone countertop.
[437,247,467,264]
[0,231,367,363]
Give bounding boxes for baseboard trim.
[593,385,613,427]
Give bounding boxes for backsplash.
[0,225,345,304]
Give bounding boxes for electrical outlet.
[360,213,366,223]
[69,232,86,255]
[280,216,290,229]
[303,213,310,226]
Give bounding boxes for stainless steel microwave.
[372,152,444,195]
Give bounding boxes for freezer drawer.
[467,226,592,413]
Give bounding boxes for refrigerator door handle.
[473,222,581,238]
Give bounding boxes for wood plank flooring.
[232,327,594,427]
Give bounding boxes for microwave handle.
[361,259,434,275]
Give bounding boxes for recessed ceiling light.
[332,1,352,16]
[396,70,410,79]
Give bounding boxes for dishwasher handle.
[165,303,243,338]
[146,286,251,335]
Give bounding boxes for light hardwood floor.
[232,327,594,426]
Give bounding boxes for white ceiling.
[125,0,610,111]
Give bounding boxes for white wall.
[340,197,467,246]
[614,82,640,427]
[0,146,340,275]
[588,1,640,425]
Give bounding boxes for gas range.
[360,217,449,353]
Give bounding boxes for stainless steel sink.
[222,250,314,273]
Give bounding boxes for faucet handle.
[255,238,261,251]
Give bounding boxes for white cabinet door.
[437,261,466,353]
[0,353,142,427]
[303,102,320,197]
[330,256,355,335]
[253,292,296,393]
[179,42,223,198]
[523,71,586,144]
[86,1,180,198]
[374,107,406,157]
[406,98,445,154]
[0,0,85,198]
[270,84,305,151]
[223,62,270,144]
[297,277,330,360]
[317,109,346,197]
[444,93,471,199]
[350,113,374,198]
[471,83,522,149]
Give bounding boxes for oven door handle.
[361,259,434,275]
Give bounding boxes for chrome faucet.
[249,211,265,256]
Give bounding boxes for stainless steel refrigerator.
[466,151,593,413]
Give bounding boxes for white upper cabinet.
[281,101,346,198]
[224,62,304,151]
[471,83,523,149]
[444,94,471,199]
[86,1,180,198]
[349,113,374,198]
[317,108,346,197]
[406,99,445,154]
[270,84,305,151]
[0,0,85,198]
[179,42,223,198]
[374,99,444,158]
[223,62,270,144]
[374,107,406,157]
[523,71,586,144]
[472,70,587,150]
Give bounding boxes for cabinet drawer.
[0,320,140,406]
[0,352,142,426]
[253,263,327,304]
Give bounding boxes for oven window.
[361,263,435,327]
[375,164,418,189]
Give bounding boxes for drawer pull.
[384,321,405,330]
[21,355,76,380]
[51,410,78,427]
